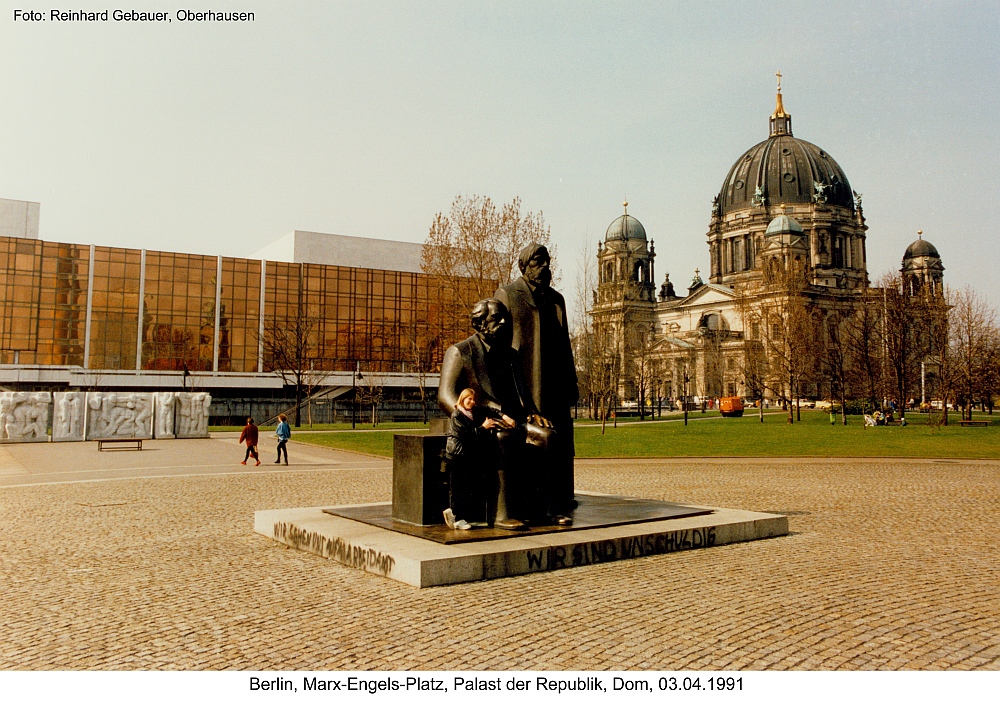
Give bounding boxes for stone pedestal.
[255,496,789,588]
[391,433,447,526]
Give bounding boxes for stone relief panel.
[154,392,178,439]
[176,392,211,438]
[0,392,51,443]
[52,392,86,442]
[85,392,153,440]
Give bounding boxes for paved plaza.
[1,432,998,670]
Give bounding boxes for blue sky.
[2,1,998,312]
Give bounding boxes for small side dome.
[903,237,939,260]
[765,213,804,236]
[605,214,647,242]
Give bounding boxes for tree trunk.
[787,376,794,424]
[294,383,302,427]
[600,395,607,435]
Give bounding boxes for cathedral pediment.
[674,283,736,308]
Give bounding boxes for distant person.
[275,414,290,465]
[239,417,260,465]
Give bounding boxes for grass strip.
[292,410,1000,460]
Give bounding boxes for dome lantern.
[769,70,792,137]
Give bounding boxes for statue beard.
[526,267,551,288]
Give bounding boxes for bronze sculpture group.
[437,244,578,530]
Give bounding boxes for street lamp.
[352,361,363,430]
[683,367,690,427]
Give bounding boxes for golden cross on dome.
[918,230,923,238]
[623,198,629,215]
[776,70,782,92]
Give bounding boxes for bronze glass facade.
[0,235,475,375]
[0,238,89,365]
[89,246,142,370]
[218,256,263,373]
[141,251,217,371]
[262,262,462,372]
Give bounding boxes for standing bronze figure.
[438,298,559,529]
[495,243,578,518]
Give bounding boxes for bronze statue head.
[470,298,513,347]
[518,243,551,289]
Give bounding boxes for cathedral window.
[832,236,844,268]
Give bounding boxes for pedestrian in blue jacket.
[275,413,290,465]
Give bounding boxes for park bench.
[97,437,143,451]
[959,420,989,428]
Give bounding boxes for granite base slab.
[255,493,788,588]
[324,493,713,544]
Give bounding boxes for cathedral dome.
[718,136,853,215]
[765,213,804,236]
[605,213,647,242]
[716,85,854,216]
[903,236,939,260]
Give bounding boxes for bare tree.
[592,321,622,433]
[355,366,386,427]
[950,286,995,421]
[628,323,658,420]
[819,312,850,425]
[980,324,1000,414]
[421,195,555,317]
[736,264,812,423]
[844,287,884,413]
[260,312,330,428]
[571,238,598,419]
[738,315,768,423]
[877,272,921,417]
[400,323,441,424]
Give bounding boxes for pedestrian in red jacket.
[239,417,260,465]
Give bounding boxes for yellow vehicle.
[719,396,744,417]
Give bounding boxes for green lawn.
[292,410,1000,460]
[210,421,430,433]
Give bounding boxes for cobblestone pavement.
[1,436,998,671]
